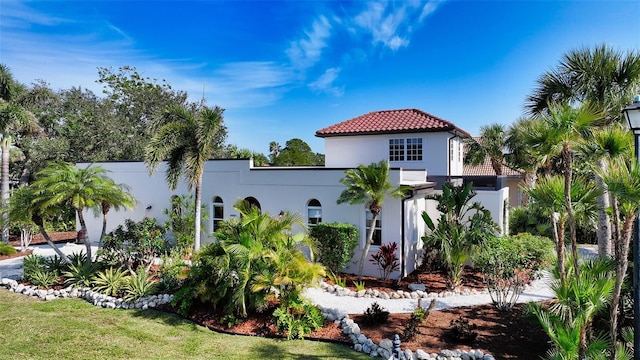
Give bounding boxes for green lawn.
[0,289,366,360]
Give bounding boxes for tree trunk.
[595,159,612,258]
[552,215,565,283]
[520,171,537,207]
[99,201,110,248]
[76,208,91,262]
[194,173,202,252]
[562,146,579,277]
[1,138,10,243]
[32,215,69,263]
[358,212,378,280]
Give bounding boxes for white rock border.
[1,277,173,310]
[318,305,496,360]
[319,280,491,300]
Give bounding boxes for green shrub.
[124,268,158,302]
[44,255,65,276]
[30,269,59,289]
[220,314,241,329]
[0,243,17,256]
[401,299,435,341]
[67,252,88,267]
[100,218,167,273]
[447,316,478,344]
[362,302,389,325]
[309,222,359,274]
[163,194,207,251]
[273,302,324,340]
[63,261,100,287]
[23,254,46,283]
[93,267,129,296]
[155,251,189,294]
[473,233,554,311]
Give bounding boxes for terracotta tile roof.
[315,108,470,138]
[463,137,523,177]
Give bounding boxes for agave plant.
[123,268,158,302]
[62,261,100,287]
[92,267,129,296]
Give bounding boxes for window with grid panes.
[389,139,405,161]
[406,138,422,160]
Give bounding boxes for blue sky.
[1,0,639,154]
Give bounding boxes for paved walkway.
[0,243,98,280]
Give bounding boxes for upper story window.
[365,210,382,246]
[212,196,224,232]
[389,138,422,161]
[307,199,322,227]
[406,138,423,161]
[389,139,405,161]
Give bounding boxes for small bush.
[362,302,389,325]
[23,255,46,283]
[44,255,65,276]
[0,243,17,256]
[447,316,478,344]
[67,252,87,267]
[273,302,324,340]
[369,242,400,282]
[62,261,100,287]
[30,269,59,289]
[100,218,167,274]
[328,272,346,288]
[220,314,241,329]
[310,223,359,274]
[155,251,189,294]
[353,280,365,291]
[401,299,435,341]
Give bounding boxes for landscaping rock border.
[0,277,173,310]
[319,280,490,300]
[319,305,496,360]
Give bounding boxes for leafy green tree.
[309,222,359,274]
[223,144,269,166]
[337,160,409,279]
[271,138,323,166]
[145,104,227,252]
[464,123,507,175]
[31,162,135,262]
[421,182,497,288]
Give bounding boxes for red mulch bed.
[0,231,77,261]
[174,267,550,359]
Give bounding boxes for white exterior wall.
[81,160,424,278]
[323,132,459,175]
[472,187,510,236]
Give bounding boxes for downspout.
[401,196,406,278]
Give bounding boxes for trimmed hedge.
[309,222,358,274]
[0,243,17,256]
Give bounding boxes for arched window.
[212,196,224,232]
[307,199,322,227]
[366,210,382,246]
[243,196,261,213]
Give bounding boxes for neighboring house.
[81,109,509,279]
[462,137,525,208]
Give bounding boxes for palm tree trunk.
[552,215,565,283]
[99,201,110,248]
[32,214,69,263]
[1,138,10,243]
[562,146,579,277]
[194,173,202,252]
[76,208,91,262]
[595,160,612,257]
[520,171,537,207]
[358,213,377,280]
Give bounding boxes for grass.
[0,290,367,360]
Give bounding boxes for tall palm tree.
[464,123,507,176]
[145,104,227,252]
[599,160,640,356]
[337,160,410,279]
[578,125,634,257]
[530,103,600,276]
[96,179,136,246]
[31,162,135,262]
[526,44,640,259]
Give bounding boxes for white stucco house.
[80,109,509,279]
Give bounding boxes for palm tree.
[530,257,615,359]
[530,103,600,276]
[464,123,507,175]
[145,104,227,252]
[525,176,602,284]
[578,125,634,258]
[31,162,135,262]
[504,117,546,206]
[526,44,640,260]
[599,159,640,356]
[96,179,136,247]
[9,185,69,261]
[337,160,410,279]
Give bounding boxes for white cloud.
[308,67,344,97]
[286,15,333,70]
